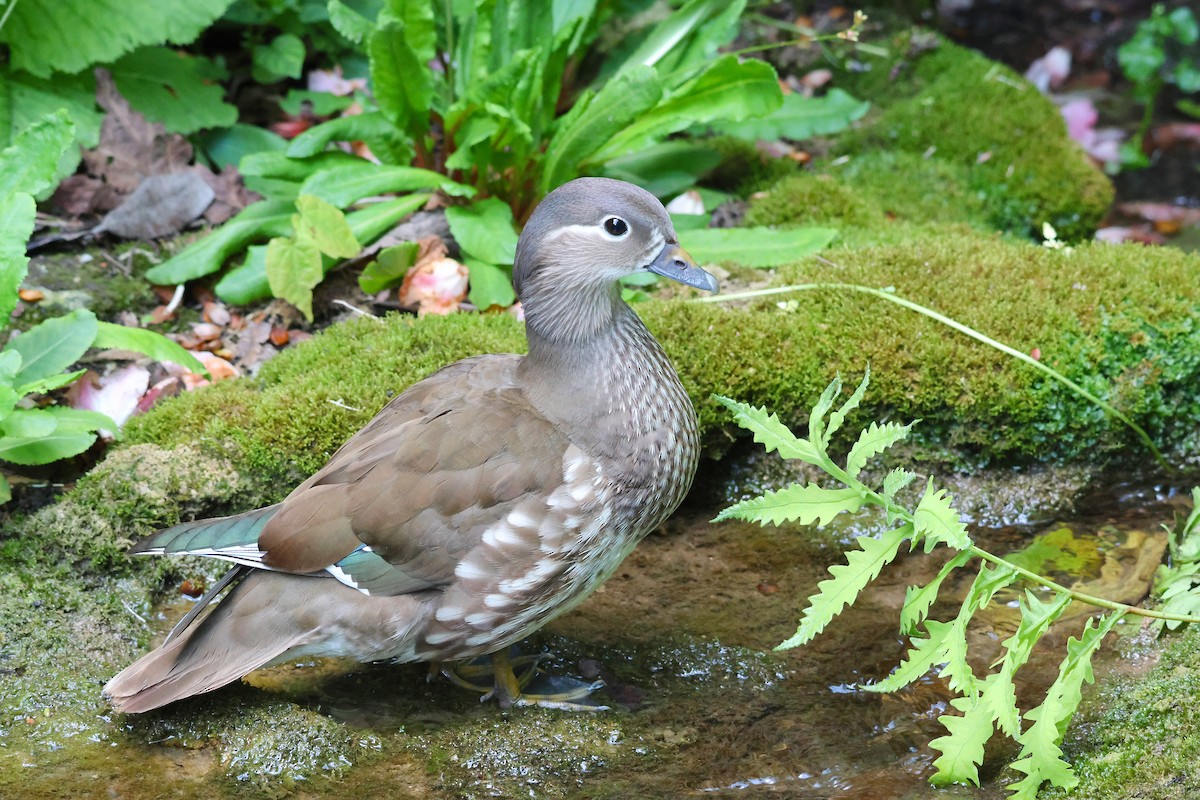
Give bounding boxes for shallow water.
[2,476,1188,799]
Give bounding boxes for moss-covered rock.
[828,32,1113,241]
[113,232,1200,514]
[1040,627,1200,799]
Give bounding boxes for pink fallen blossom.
[400,256,469,316]
[66,365,150,438]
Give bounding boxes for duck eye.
[603,217,629,237]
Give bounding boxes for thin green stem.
[0,0,20,35]
[698,279,1172,472]
[852,477,1200,624]
[725,36,889,60]
[963,544,1196,622]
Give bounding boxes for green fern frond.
[712,483,864,526]
[776,524,910,649]
[900,551,973,634]
[845,420,912,478]
[914,479,971,551]
[824,366,869,444]
[712,395,822,464]
[1006,612,1124,798]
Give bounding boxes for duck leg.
[439,647,608,710]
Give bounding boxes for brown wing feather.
[258,355,570,586]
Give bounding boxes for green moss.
[109,233,1200,508]
[833,32,1113,240]
[742,151,994,250]
[1040,627,1200,799]
[744,173,886,231]
[704,135,800,196]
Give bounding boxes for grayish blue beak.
[647,243,719,293]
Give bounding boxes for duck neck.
[518,281,680,440]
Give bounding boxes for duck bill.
[647,243,719,293]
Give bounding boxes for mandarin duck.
[104,177,718,713]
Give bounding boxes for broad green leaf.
[682,226,837,268]
[359,242,419,294]
[328,0,377,43]
[295,195,361,258]
[45,406,119,434]
[602,141,723,200]
[0,68,101,187]
[218,195,429,304]
[370,18,433,136]
[279,89,357,118]
[299,111,414,166]
[539,65,663,193]
[826,366,870,444]
[93,322,207,374]
[777,525,910,649]
[712,396,822,464]
[1007,612,1123,798]
[0,474,10,504]
[715,90,870,141]
[5,309,98,389]
[0,193,37,322]
[899,550,973,635]
[299,163,473,207]
[0,428,97,466]
[111,47,237,134]
[15,368,87,397]
[265,235,323,320]
[599,56,782,160]
[252,34,306,83]
[199,124,287,171]
[0,351,20,384]
[215,245,270,306]
[240,150,364,182]
[465,259,517,310]
[0,109,75,199]
[714,483,864,527]
[0,385,19,422]
[445,199,519,265]
[387,0,436,66]
[144,199,295,285]
[914,479,971,551]
[0,0,234,78]
[846,422,913,478]
[1,408,58,438]
[612,0,738,76]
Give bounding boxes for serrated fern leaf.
[939,564,1019,696]
[882,467,918,501]
[846,420,913,478]
[864,618,953,693]
[713,484,864,526]
[1006,611,1123,798]
[929,695,994,787]
[806,375,842,450]
[777,525,909,650]
[713,395,822,464]
[825,366,869,444]
[985,591,1072,736]
[900,551,973,634]
[914,479,971,551]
